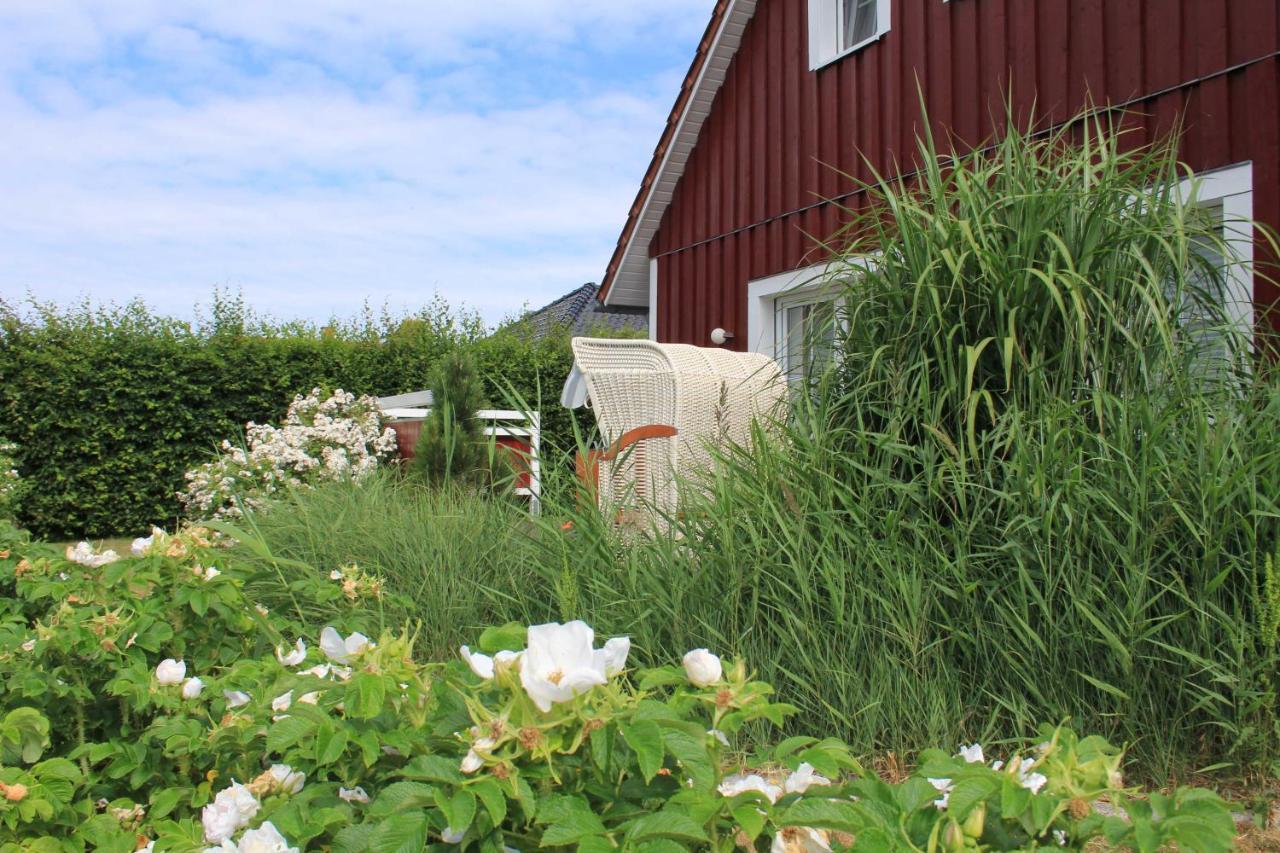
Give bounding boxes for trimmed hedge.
[0,297,599,539]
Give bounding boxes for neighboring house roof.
[599,0,758,307]
[525,283,648,338]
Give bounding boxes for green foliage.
[0,525,1234,851]
[230,472,543,662]
[410,351,492,486]
[466,111,1280,783]
[0,295,592,540]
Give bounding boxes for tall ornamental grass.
[516,113,1280,781]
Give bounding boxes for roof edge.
[599,0,756,307]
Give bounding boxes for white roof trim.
[603,0,758,307]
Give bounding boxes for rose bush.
[0,523,1237,851]
[180,389,398,520]
[0,444,22,523]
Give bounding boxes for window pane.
[1173,203,1239,378]
[785,304,807,381]
[842,0,878,48]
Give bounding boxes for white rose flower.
[772,827,832,852]
[519,621,609,713]
[218,820,299,853]
[66,541,120,567]
[20,638,35,652]
[329,570,343,580]
[682,649,722,687]
[319,627,371,664]
[338,786,370,804]
[223,690,251,708]
[275,639,306,667]
[272,691,293,712]
[155,659,186,685]
[267,764,306,795]
[441,826,466,844]
[202,566,221,580]
[460,749,484,774]
[928,778,953,809]
[201,782,260,843]
[460,646,494,679]
[596,636,631,676]
[784,762,831,794]
[297,692,320,705]
[131,527,164,557]
[718,773,783,803]
[182,677,205,699]
[1019,770,1048,794]
[958,743,984,764]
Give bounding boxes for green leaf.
[346,672,387,719]
[148,786,185,821]
[472,778,508,827]
[399,754,465,784]
[621,720,664,782]
[778,798,862,832]
[266,715,317,754]
[368,781,438,818]
[314,726,349,766]
[331,824,376,853]
[367,810,429,853]
[626,811,709,844]
[477,622,526,654]
[731,803,767,841]
[537,794,607,846]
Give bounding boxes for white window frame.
[808,0,891,71]
[748,261,855,381]
[1175,161,1254,344]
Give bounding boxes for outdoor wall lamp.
[710,328,734,346]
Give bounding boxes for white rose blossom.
[201,782,260,843]
[275,638,306,667]
[682,648,723,687]
[928,777,954,809]
[266,764,305,795]
[958,743,985,764]
[206,820,299,853]
[272,691,293,713]
[338,786,370,804]
[155,659,186,685]
[223,690,251,709]
[772,827,833,852]
[519,621,613,713]
[784,762,831,794]
[65,541,120,568]
[718,773,783,803]
[181,677,205,699]
[319,627,372,665]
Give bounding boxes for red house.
[598,0,1279,377]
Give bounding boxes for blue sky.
[0,1,714,325]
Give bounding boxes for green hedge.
[0,297,598,540]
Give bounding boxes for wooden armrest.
[599,424,678,461]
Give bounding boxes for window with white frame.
[808,0,890,70]
[1172,162,1254,369]
[746,264,846,383]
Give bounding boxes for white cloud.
[0,0,715,323]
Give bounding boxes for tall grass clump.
[229,470,549,661]
[520,110,1280,782]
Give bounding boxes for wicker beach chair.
[564,337,787,526]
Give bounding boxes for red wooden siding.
[649,0,1280,347]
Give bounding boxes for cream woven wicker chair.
[566,337,787,526]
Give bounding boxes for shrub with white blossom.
[181,389,398,519]
[0,443,22,522]
[0,521,1237,851]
